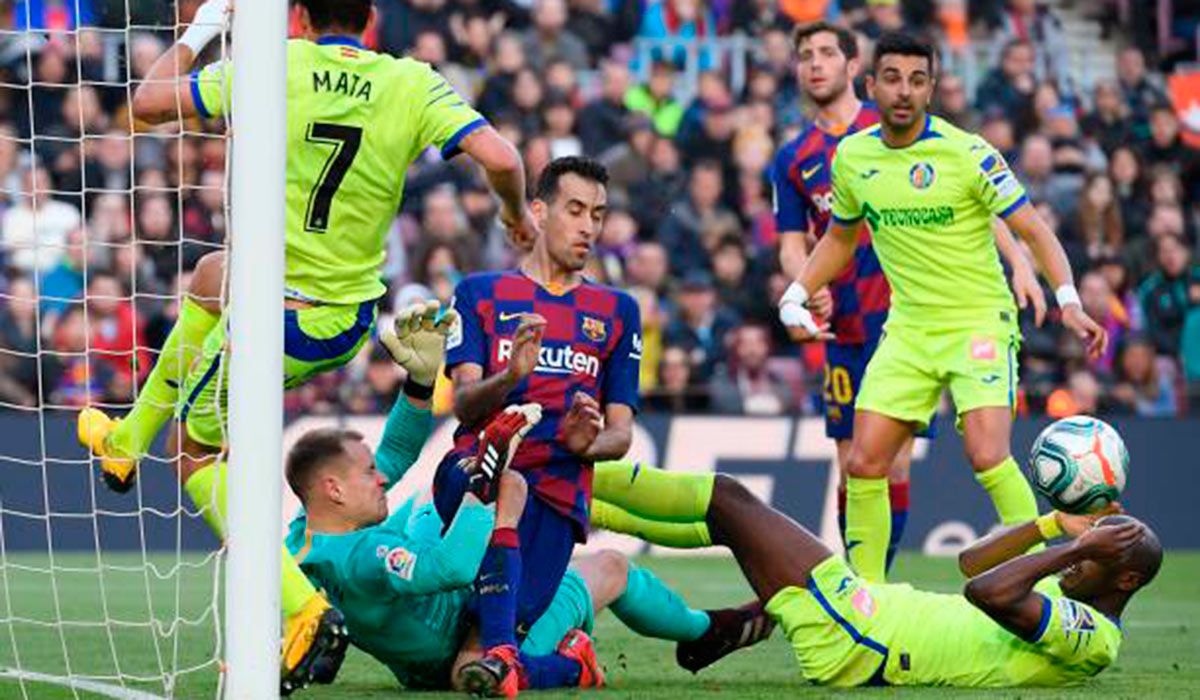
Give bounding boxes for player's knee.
[844,447,887,478]
[712,473,756,509]
[498,469,527,501]
[592,548,630,588]
[188,252,225,312]
[964,441,1009,472]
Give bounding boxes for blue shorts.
[822,340,937,441]
[433,456,575,631]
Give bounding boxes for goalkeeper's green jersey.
[192,36,487,304]
[284,397,495,689]
[830,114,1027,328]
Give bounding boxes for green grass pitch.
[0,552,1195,699]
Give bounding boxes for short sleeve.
[601,292,642,411]
[829,147,862,224]
[190,60,231,119]
[416,63,488,159]
[445,278,487,372]
[1026,592,1121,670]
[771,148,810,233]
[971,140,1029,219]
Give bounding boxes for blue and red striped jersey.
[772,104,890,345]
[444,271,642,535]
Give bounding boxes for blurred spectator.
[541,91,583,159]
[578,60,632,156]
[1075,173,1124,262]
[375,0,453,58]
[710,323,793,414]
[1108,146,1149,241]
[976,39,1037,133]
[854,0,909,40]
[567,0,621,62]
[626,241,671,302]
[523,0,590,71]
[1116,46,1169,139]
[1045,368,1101,418]
[643,344,710,412]
[711,234,757,319]
[1137,235,1200,357]
[635,0,719,71]
[934,73,978,131]
[13,0,95,30]
[596,208,638,284]
[85,273,149,383]
[48,306,116,407]
[2,164,81,274]
[626,60,686,138]
[1111,335,1179,417]
[627,134,686,234]
[1139,105,1200,199]
[1079,269,1130,376]
[39,226,87,320]
[1080,80,1133,157]
[985,0,1071,97]
[628,285,665,392]
[663,269,739,382]
[657,161,739,276]
[0,277,53,407]
[1014,134,1073,216]
[476,32,526,120]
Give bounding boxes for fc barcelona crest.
[582,316,607,342]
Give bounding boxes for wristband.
[403,377,435,401]
[1054,284,1081,308]
[780,281,810,308]
[1035,512,1062,540]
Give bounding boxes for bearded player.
[76,0,532,691]
[780,32,1106,584]
[773,22,1046,570]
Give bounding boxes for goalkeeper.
[77,0,532,691]
[285,301,770,694]
[779,33,1107,584]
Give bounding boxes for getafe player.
[772,22,1046,571]
[77,0,532,691]
[781,33,1106,584]
[699,474,1160,687]
[438,157,641,682]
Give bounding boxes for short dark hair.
[285,428,362,503]
[872,32,937,74]
[792,21,858,61]
[533,156,609,202]
[295,0,372,34]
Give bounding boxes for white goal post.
[225,0,287,698]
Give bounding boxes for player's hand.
[1071,519,1144,562]
[559,392,603,456]
[1011,266,1046,327]
[808,287,834,321]
[779,281,834,343]
[179,0,232,54]
[1061,304,1108,359]
[468,404,542,503]
[501,206,539,253]
[503,314,546,382]
[378,300,459,387]
[1055,503,1122,539]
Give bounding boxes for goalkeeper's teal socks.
[109,298,219,459]
[591,500,712,548]
[845,476,890,583]
[184,461,318,618]
[592,461,714,522]
[976,456,1039,525]
[610,562,710,642]
[521,571,593,656]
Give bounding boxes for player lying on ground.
[780,32,1107,584]
[77,0,532,691]
[696,474,1160,686]
[283,306,770,695]
[773,21,1048,575]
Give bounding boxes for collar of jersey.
[869,114,943,148]
[316,35,364,49]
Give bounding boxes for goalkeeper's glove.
[378,300,459,388]
[179,0,231,54]
[467,404,542,504]
[777,281,821,335]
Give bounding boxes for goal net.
[0,3,249,697]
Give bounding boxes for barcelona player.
[773,22,1045,570]
[695,474,1160,687]
[780,33,1106,583]
[75,0,532,691]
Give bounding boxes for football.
[1028,416,1129,514]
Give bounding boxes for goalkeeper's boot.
[468,404,543,503]
[77,407,138,493]
[280,595,349,696]
[676,601,775,673]
[557,629,605,689]
[458,644,525,698]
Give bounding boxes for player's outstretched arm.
[959,505,1121,577]
[132,0,230,124]
[964,519,1145,639]
[993,219,1046,326]
[457,126,537,250]
[777,219,856,342]
[1003,202,1107,357]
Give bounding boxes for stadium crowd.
[1,0,1200,421]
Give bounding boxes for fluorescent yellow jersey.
[830,115,1027,329]
[192,37,487,304]
[769,557,1123,688]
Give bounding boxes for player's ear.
[864,73,876,100]
[292,3,314,39]
[846,56,861,80]
[363,6,378,40]
[1115,569,1143,593]
[530,197,548,224]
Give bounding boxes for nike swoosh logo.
[498,311,524,322]
[860,169,880,179]
[801,163,822,179]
